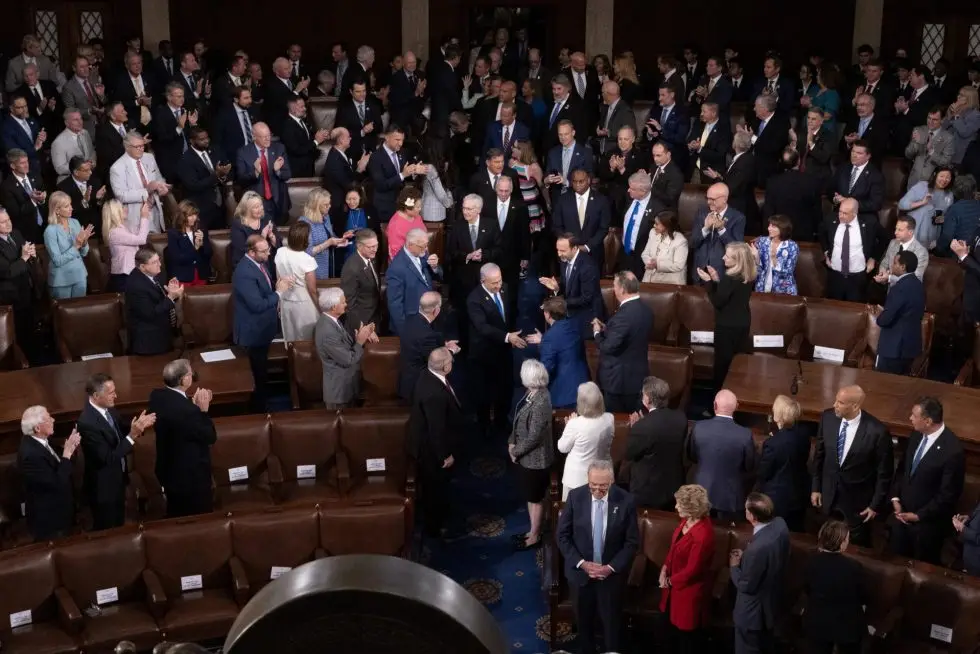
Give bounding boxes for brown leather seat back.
[650,345,694,410]
[269,410,340,481]
[146,233,169,280]
[0,306,25,370]
[182,284,234,347]
[608,413,632,469]
[678,185,708,234]
[287,179,323,222]
[53,293,125,361]
[749,293,806,358]
[362,337,401,405]
[287,340,323,409]
[230,509,320,591]
[338,409,410,485]
[143,517,234,595]
[308,97,339,131]
[209,230,233,283]
[881,157,907,201]
[0,452,24,525]
[603,230,623,277]
[318,503,407,556]
[133,429,161,495]
[600,281,679,345]
[676,286,715,344]
[850,552,907,624]
[924,256,964,338]
[878,202,898,232]
[209,415,272,488]
[56,530,147,608]
[638,511,678,567]
[426,223,446,266]
[795,244,827,299]
[901,565,980,650]
[802,299,867,361]
[0,547,60,625]
[84,239,110,294]
[784,533,816,607]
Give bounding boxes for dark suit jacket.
[232,255,281,346]
[466,283,514,361]
[147,386,216,494]
[150,104,189,182]
[617,201,658,278]
[841,115,889,165]
[563,65,602,131]
[0,229,34,306]
[543,95,587,152]
[544,142,595,202]
[468,167,520,209]
[340,251,382,335]
[690,415,756,512]
[340,62,372,98]
[762,170,823,242]
[280,115,320,177]
[647,104,690,165]
[0,174,45,244]
[368,146,408,220]
[891,427,965,526]
[125,270,175,355]
[427,59,463,127]
[18,79,62,134]
[557,484,639,586]
[483,120,531,160]
[18,436,75,540]
[895,86,940,146]
[235,142,292,215]
[407,368,463,463]
[165,227,212,283]
[812,409,893,515]
[624,407,688,509]
[876,273,925,360]
[595,100,638,155]
[730,76,752,103]
[690,205,746,274]
[750,112,791,187]
[176,148,224,228]
[597,146,651,217]
[595,297,652,394]
[386,247,441,335]
[110,73,155,131]
[77,402,132,508]
[537,318,590,408]
[557,250,604,329]
[213,104,255,164]
[757,426,811,517]
[828,163,885,223]
[803,552,866,644]
[263,75,301,136]
[731,516,790,630]
[321,147,359,215]
[719,152,760,226]
[688,120,733,177]
[94,121,128,179]
[752,75,796,116]
[797,127,837,185]
[398,314,445,400]
[171,70,202,112]
[819,215,886,269]
[691,75,734,116]
[335,97,384,158]
[56,175,105,237]
[958,228,980,323]
[551,189,611,260]
[388,69,424,129]
[447,217,503,299]
[1,114,41,171]
[649,161,684,215]
[210,71,241,111]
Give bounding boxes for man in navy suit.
[528,297,590,410]
[871,250,925,375]
[335,80,385,158]
[177,127,232,230]
[235,122,292,224]
[592,271,653,413]
[483,102,530,161]
[557,460,639,654]
[690,183,747,283]
[213,86,255,164]
[544,119,594,207]
[151,82,195,183]
[18,406,81,542]
[748,94,791,188]
[368,125,422,220]
[126,248,182,355]
[387,51,425,130]
[551,170,611,270]
[539,234,603,336]
[751,55,796,117]
[647,85,689,170]
[617,172,658,279]
[731,493,790,654]
[232,235,292,411]
[543,74,587,153]
[387,227,443,335]
[447,194,502,315]
[2,95,45,176]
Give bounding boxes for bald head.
[833,385,865,420]
[709,183,729,201]
[427,347,453,373]
[714,390,738,416]
[419,290,441,316]
[839,197,858,223]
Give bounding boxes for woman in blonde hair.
[231,190,278,273]
[659,484,715,653]
[697,241,756,389]
[757,394,810,532]
[44,190,94,298]
[298,188,351,279]
[556,382,614,500]
[103,197,151,292]
[943,86,980,165]
[613,53,641,105]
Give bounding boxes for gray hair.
[123,130,145,146]
[405,227,428,247]
[317,69,336,85]
[162,359,192,388]
[355,228,377,244]
[21,405,49,436]
[462,193,484,211]
[576,382,605,418]
[318,286,345,312]
[479,262,501,281]
[356,45,375,64]
[520,358,550,390]
[641,376,671,409]
[63,107,82,121]
[6,148,28,163]
[419,290,441,314]
[427,346,452,371]
[755,93,777,113]
[733,130,752,153]
[23,63,39,75]
[588,459,614,476]
[551,73,572,89]
[495,175,513,190]
[628,171,652,193]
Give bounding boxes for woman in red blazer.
[659,483,716,653]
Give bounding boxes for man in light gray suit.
[61,54,105,138]
[687,389,756,522]
[5,35,62,92]
[904,108,954,189]
[314,287,376,410]
[730,493,790,654]
[594,80,636,156]
[874,216,929,284]
[51,109,96,182]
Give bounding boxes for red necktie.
[259,148,273,200]
[135,159,149,187]
[82,79,94,104]
[259,260,271,287]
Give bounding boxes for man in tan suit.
[905,107,954,189]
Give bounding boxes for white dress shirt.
[623,193,652,252]
[32,435,60,459]
[830,220,866,274]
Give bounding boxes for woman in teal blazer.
[43,191,93,298]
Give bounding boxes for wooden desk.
[0,350,253,435]
[724,354,980,446]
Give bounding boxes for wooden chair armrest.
[845,339,867,367]
[142,569,168,617]
[54,587,83,634]
[909,353,929,378]
[229,556,250,606]
[954,359,975,387]
[266,454,284,485]
[335,451,351,495]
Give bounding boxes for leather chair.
[287,178,323,223]
[0,452,30,548]
[888,563,980,653]
[584,343,694,410]
[678,184,708,234]
[129,429,167,520]
[800,298,868,366]
[0,306,29,370]
[53,293,126,362]
[749,292,806,359]
[229,508,321,597]
[181,283,234,348]
[362,337,401,406]
[142,516,246,643]
[852,553,907,643]
[954,325,980,387]
[269,410,343,506]
[624,511,679,621]
[633,101,652,133]
[881,157,908,201]
[923,256,964,339]
[858,311,935,376]
[318,502,410,557]
[287,340,323,409]
[0,547,78,653]
[55,529,161,650]
[337,409,413,503]
[209,415,281,512]
[209,230,233,283]
[84,239,110,295]
[308,97,339,132]
[146,233,169,280]
[676,285,716,378]
[425,222,446,266]
[599,280,680,345]
[602,229,623,277]
[795,243,828,299]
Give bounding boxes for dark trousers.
[784,508,806,533]
[807,640,860,654]
[107,273,129,293]
[246,344,271,412]
[875,356,912,375]
[571,578,625,654]
[471,355,512,431]
[711,508,744,524]
[418,456,452,536]
[603,391,640,414]
[735,627,774,654]
[714,325,751,389]
[826,270,868,302]
[262,198,287,225]
[829,494,873,548]
[10,299,36,363]
[166,484,213,518]
[91,497,126,531]
[888,515,945,564]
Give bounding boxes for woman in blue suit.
[44,191,93,298]
[165,200,213,285]
[527,296,590,409]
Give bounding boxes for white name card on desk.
[200,349,236,363]
[95,587,118,605]
[930,624,953,643]
[296,465,317,479]
[366,458,386,472]
[753,335,784,348]
[180,575,203,592]
[270,566,292,580]
[271,338,285,344]
[228,466,249,482]
[81,353,114,361]
[813,346,845,364]
[9,609,32,629]
[690,331,714,344]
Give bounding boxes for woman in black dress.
[803,520,866,654]
[757,395,811,532]
[697,242,755,389]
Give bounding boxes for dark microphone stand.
[790,358,803,396]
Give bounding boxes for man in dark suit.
[647,85,689,169]
[17,406,80,541]
[543,74,587,153]
[1,148,47,244]
[2,95,44,176]
[335,81,384,159]
[551,170,610,270]
[286,44,309,86]
[152,40,176,91]
[322,128,367,212]
[617,171,660,278]
[751,55,796,117]
[795,108,837,189]
[151,82,196,183]
[111,53,154,132]
[690,183,746,281]
[689,56,733,118]
[177,127,231,230]
[482,102,530,161]
[263,57,310,137]
[893,66,940,152]
[126,248,181,355]
[171,51,204,113]
[408,347,464,537]
[592,271,653,413]
[17,64,62,135]
[871,251,925,374]
[94,101,131,179]
[888,397,966,564]
[212,86,255,164]
[280,97,329,177]
[388,52,425,130]
[544,120,594,205]
[811,385,893,547]
[474,80,534,139]
[762,148,823,242]
[235,122,292,223]
[427,46,463,131]
[447,194,503,311]
[623,376,688,510]
[557,460,639,654]
[748,94,790,188]
[731,493,790,654]
[210,56,248,112]
[368,125,420,220]
[148,358,218,518]
[57,157,107,237]
[829,138,885,224]
[467,263,525,435]
[564,52,601,134]
[387,228,443,335]
[951,231,980,326]
[539,234,603,335]
[594,81,636,157]
[689,390,756,520]
[339,46,374,99]
[398,292,459,401]
[705,131,759,231]
[841,93,889,164]
[340,228,382,336]
[482,175,529,314]
[854,59,895,120]
[820,196,885,302]
[469,149,520,208]
[687,101,732,183]
[77,373,156,530]
[656,56,686,108]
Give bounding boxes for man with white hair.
[6,34,61,92]
[109,130,169,232]
[341,45,375,97]
[386,226,442,334]
[51,108,96,181]
[234,121,292,222]
[447,193,501,310]
[399,290,460,400]
[314,286,375,409]
[15,62,61,134]
[388,50,425,129]
[17,405,81,541]
[616,171,657,277]
[111,51,154,129]
[264,56,310,137]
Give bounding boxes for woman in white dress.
[274,222,319,341]
[640,210,689,285]
[556,382,615,500]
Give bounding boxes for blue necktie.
[836,420,848,465]
[623,201,640,254]
[910,437,928,474]
[759,119,767,134]
[858,118,869,137]
[493,293,504,319]
[549,101,561,128]
[592,499,605,563]
[661,108,669,124]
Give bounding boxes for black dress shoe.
[511,533,528,544]
[515,538,542,551]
